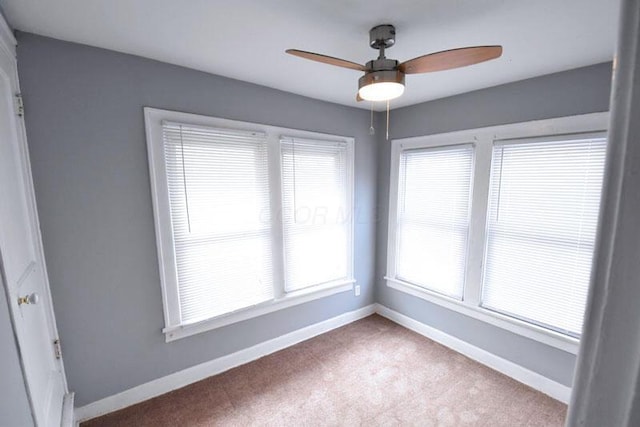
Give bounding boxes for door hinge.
[15,93,24,117]
[53,338,62,360]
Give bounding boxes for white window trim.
[386,112,609,354]
[144,108,355,342]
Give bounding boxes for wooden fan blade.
[286,49,366,71]
[356,93,363,102]
[399,46,502,74]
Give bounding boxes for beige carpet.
[82,315,566,426]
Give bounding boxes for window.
[386,113,608,352]
[162,123,274,324]
[394,145,474,299]
[145,109,354,341]
[482,136,607,337]
[281,138,352,292]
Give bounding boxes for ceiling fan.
[286,24,503,103]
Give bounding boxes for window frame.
[393,143,476,300]
[480,132,607,338]
[385,112,609,354]
[279,136,353,293]
[145,108,355,342]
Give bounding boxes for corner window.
[145,109,354,341]
[386,113,608,352]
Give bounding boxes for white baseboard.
[374,303,572,404]
[74,304,376,423]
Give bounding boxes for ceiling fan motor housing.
[359,70,405,90]
[369,24,396,49]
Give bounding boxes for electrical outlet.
[354,285,361,296]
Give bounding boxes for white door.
[0,33,67,426]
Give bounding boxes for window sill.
[163,279,355,342]
[385,277,580,354]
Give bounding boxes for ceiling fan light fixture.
[358,70,405,102]
[358,82,405,102]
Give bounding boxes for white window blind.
[482,136,607,336]
[162,122,274,324]
[395,145,474,299]
[281,137,351,292]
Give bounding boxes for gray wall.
[375,62,613,387]
[0,276,34,426]
[16,33,377,407]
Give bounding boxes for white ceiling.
[0,0,620,110]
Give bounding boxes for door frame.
[567,0,640,425]
[0,11,70,422]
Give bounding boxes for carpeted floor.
[82,315,566,426]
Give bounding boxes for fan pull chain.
[369,102,375,135]
[386,100,390,140]
[179,125,192,233]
